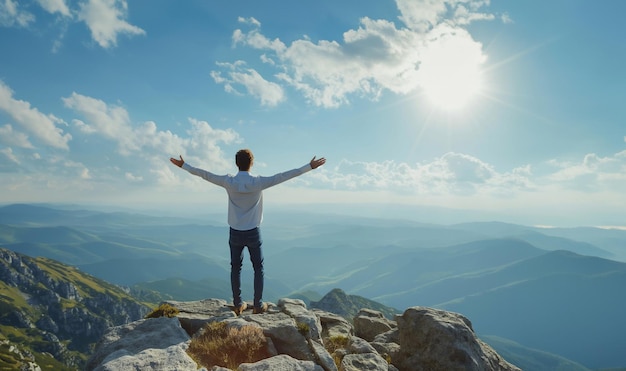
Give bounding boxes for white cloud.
[312,149,625,201]
[453,4,495,26]
[0,0,35,27]
[228,17,424,107]
[0,147,19,164]
[546,152,626,192]
[0,81,71,149]
[321,152,533,197]
[0,124,34,148]
[80,168,91,179]
[396,0,496,30]
[63,92,136,154]
[77,0,145,48]
[233,20,285,52]
[215,0,493,108]
[3,0,142,49]
[294,147,625,226]
[395,0,447,32]
[62,92,241,186]
[237,16,261,28]
[211,62,285,107]
[35,0,71,17]
[125,172,142,182]
[63,93,241,162]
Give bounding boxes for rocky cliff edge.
[86,298,521,371]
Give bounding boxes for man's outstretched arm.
[255,155,326,190]
[169,155,228,187]
[170,155,184,168]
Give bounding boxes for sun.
[417,33,487,111]
[419,60,484,110]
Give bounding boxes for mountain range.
[1,203,626,370]
[0,249,589,371]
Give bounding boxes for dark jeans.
[229,227,264,308]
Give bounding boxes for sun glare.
[418,34,486,111]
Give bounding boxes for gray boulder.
[163,298,235,335]
[93,345,197,371]
[347,335,377,354]
[245,311,315,361]
[238,354,324,371]
[308,338,338,371]
[279,298,324,342]
[85,316,196,371]
[394,306,521,371]
[340,352,389,371]
[313,309,353,340]
[354,308,396,342]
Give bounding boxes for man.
[170,149,326,315]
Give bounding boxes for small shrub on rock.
[145,303,179,319]
[187,321,271,369]
[296,321,310,337]
[324,334,350,368]
[325,334,349,354]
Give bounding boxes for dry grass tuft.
[324,334,350,354]
[145,303,179,319]
[296,321,310,337]
[325,334,351,368]
[187,321,271,369]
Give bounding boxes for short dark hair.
[235,149,254,171]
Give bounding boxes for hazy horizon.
[1,201,624,231]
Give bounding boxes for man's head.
[235,149,254,171]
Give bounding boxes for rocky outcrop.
[354,308,396,342]
[87,298,521,371]
[394,307,518,371]
[84,317,196,371]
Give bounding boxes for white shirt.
[182,162,312,230]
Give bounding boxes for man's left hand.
[170,155,185,168]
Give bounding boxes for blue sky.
[0,0,624,227]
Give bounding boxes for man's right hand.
[170,155,184,168]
